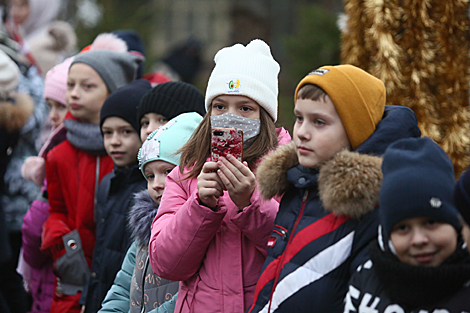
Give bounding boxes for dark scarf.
[64,118,107,155]
[369,239,470,310]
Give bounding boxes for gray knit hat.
[71,50,142,93]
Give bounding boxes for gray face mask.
[210,113,261,148]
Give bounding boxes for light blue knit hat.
[138,112,202,178]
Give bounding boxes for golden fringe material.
[342,0,470,177]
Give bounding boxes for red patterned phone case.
[211,127,243,162]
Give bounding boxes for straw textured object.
[342,0,470,177]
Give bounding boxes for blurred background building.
[59,0,344,130]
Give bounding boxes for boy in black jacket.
[345,137,470,313]
[82,79,151,313]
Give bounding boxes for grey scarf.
[64,119,107,155]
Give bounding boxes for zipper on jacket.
[141,255,150,313]
[267,190,309,312]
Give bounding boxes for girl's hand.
[197,161,225,209]
[217,154,256,210]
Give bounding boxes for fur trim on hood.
[128,189,159,245]
[0,92,34,133]
[256,141,298,200]
[257,142,383,219]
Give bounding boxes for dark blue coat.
[83,164,147,313]
[345,240,470,313]
[248,106,421,313]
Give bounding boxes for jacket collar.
[128,189,159,245]
[0,92,34,133]
[256,142,383,219]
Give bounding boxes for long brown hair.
[178,107,278,180]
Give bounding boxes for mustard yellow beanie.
[294,65,385,150]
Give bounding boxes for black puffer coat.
[83,165,147,313]
[344,240,470,313]
[248,105,421,313]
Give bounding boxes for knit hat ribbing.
[379,137,461,239]
[204,39,280,122]
[137,81,205,123]
[100,79,152,133]
[44,57,73,105]
[71,50,142,93]
[295,65,385,150]
[0,49,19,99]
[138,112,202,177]
[454,169,470,226]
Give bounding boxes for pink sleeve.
[230,187,279,256]
[149,167,227,281]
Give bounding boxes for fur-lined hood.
[0,92,34,133]
[128,189,159,245]
[256,142,383,219]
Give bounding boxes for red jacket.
[41,139,113,266]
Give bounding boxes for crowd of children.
[1,8,470,313]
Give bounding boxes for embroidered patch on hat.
[308,69,330,76]
[226,79,241,93]
[139,119,178,167]
[430,197,442,208]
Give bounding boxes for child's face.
[9,0,29,25]
[66,63,109,125]
[210,95,260,120]
[46,99,67,128]
[102,117,142,168]
[293,97,351,168]
[390,217,457,267]
[140,113,168,142]
[144,160,176,204]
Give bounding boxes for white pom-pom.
[89,33,128,52]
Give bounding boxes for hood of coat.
[256,142,383,219]
[128,189,159,245]
[0,92,34,133]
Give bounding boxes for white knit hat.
[0,50,20,100]
[204,39,280,122]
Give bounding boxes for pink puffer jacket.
[149,128,291,313]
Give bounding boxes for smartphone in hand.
[211,127,243,162]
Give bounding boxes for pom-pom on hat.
[71,50,142,93]
[454,169,470,227]
[137,81,205,123]
[295,65,386,150]
[379,137,461,241]
[44,57,74,105]
[204,39,280,121]
[100,79,152,133]
[138,112,202,178]
[0,49,20,100]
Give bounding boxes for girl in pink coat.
[149,39,291,313]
